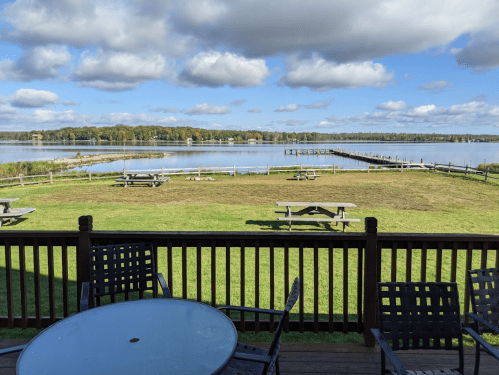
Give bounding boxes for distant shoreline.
[51,152,170,168]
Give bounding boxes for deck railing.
[1,216,498,347]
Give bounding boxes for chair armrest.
[233,352,271,364]
[80,281,90,312]
[467,313,499,335]
[217,305,284,316]
[0,345,27,355]
[156,273,171,298]
[463,327,499,361]
[371,329,408,375]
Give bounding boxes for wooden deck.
[2,340,497,374]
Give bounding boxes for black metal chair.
[217,277,300,375]
[467,268,499,375]
[80,242,171,311]
[371,282,488,375]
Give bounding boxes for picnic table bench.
[294,169,321,181]
[115,173,170,187]
[275,201,360,232]
[0,198,36,227]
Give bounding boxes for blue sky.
[1,0,499,135]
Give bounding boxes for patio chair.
[370,282,488,375]
[467,268,499,375]
[80,242,171,311]
[217,277,300,375]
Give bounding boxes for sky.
[0,0,499,135]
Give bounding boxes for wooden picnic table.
[115,172,170,188]
[275,202,360,232]
[0,198,36,227]
[294,169,321,181]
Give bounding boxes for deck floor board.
[1,340,497,374]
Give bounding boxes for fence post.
[19,174,23,186]
[89,171,92,181]
[161,167,164,177]
[485,167,489,181]
[267,164,270,176]
[233,165,236,177]
[363,217,378,347]
[77,215,93,313]
[400,162,403,173]
[49,172,53,183]
[198,166,201,177]
[367,165,370,173]
[333,163,335,175]
[448,162,451,173]
[465,165,468,176]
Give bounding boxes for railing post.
[198,166,201,177]
[19,174,24,186]
[233,165,236,177]
[77,215,93,313]
[49,171,53,183]
[363,217,378,347]
[485,167,489,181]
[89,171,92,181]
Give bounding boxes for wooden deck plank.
[1,340,497,374]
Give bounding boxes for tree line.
[1,125,497,142]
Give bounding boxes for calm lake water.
[1,141,497,171]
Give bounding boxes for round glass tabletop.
[17,299,237,375]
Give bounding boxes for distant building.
[32,133,43,141]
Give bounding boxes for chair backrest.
[268,277,300,358]
[377,282,463,351]
[467,268,499,334]
[89,243,158,305]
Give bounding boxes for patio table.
[16,299,237,375]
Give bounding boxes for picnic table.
[115,172,170,187]
[17,298,237,375]
[294,169,321,180]
[0,198,35,227]
[275,201,360,232]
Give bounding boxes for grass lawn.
[1,170,498,344]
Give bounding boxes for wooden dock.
[2,340,497,374]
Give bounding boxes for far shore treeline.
[1,125,498,143]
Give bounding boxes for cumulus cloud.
[178,51,270,87]
[184,103,231,115]
[376,101,408,111]
[0,45,71,81]
[230,99,247,106]
[452,26,499,71]
[9,89,59,108]
[280,56,394,91]
[173,1,499,61]
[275,104,301,112]
[320,101,499,129]
[248,108,261,113]
[2,0,193,56]
[276,119,307,126]
[73,50,170,91]
[416,80,455,93]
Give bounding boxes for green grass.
[1,170,498,344]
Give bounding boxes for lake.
[1,141,497,172]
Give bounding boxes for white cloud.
[321,101,499,129]
[2,0,192,56]
[173,1,499,61]
[404,73,414,80]
[303,100,332,109]
[416,80,455,93]
[0,105,16,114]
[376,101,408,111]
[276,120,307,126]
[248,108,261,113]
[10,89,59,108]
[0,45,71,81]
[74,50,170,91]
[178,51,270,87]
[280,56,394,91]
[453,25,499,71]
[184,104,231,115]
[275,104,301,112]
[149,107,178,113]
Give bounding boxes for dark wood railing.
[1,216,498,347]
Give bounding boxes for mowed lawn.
[1,170,498,343]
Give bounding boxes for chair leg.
[275,357,280,375]
[474,343,480,375]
